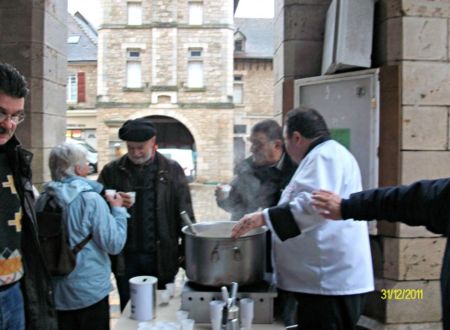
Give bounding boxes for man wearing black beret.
[98,116,195,310]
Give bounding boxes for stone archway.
[146,115,197,182]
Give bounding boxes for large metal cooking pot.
[182,221,268,287]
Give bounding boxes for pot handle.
[233,247,242,261]
[210,246,242,262]
[211,248,219,262]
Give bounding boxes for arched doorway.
[145,115,197,181]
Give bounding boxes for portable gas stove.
[180,277,277,324]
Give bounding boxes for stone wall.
[234,59,274,117]
[364,1,450,327]
[274,0,450,328]
[0,0,67,185]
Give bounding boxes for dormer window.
[234,31,246,52]
[67,36,81,44]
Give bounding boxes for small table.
[114,290,285,329]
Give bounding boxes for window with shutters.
[77,72,86,102]
[187,48,203,88]
[67,74,77,103]
[188,2,203,25]
[128,2,142,25]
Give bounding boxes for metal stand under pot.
[180,275,277,324]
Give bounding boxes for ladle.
[180,211,198,235]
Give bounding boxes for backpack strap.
[70,188,98,254]
[72,233,93,254]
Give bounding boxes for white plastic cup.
[175,310,189,322]
[129,276,158,321]
[180,318,194,330]
[209,300,224,330]
[127,191,136,205]
[239,298,254,329]
[159,289,170,305]
[166,282,175,298]
[216,183,232,200]
[105,189,116,198]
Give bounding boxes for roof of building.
[67,12,97,62]
[234,18,273,59]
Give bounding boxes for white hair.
[49,142,88,181]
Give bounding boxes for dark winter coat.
[217,153,297,221]
[5,136,57,330]
[341,179,450,330]
[98,151,195,284]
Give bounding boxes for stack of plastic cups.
[166,283,175,298]
[239,298,254,330]
[209,300,225,330]
[180,319,194,330]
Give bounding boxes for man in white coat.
[232,107,374,329]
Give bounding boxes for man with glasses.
[215,119,296,221]
[215,119,297,326]
[0,63,57,329]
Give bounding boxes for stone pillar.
[273,0,330,119]
[363,0,448,328]
[0,0,67,185]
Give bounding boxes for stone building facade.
[66,4,277,221]
[97,0,235,186]
[66,12,98,148]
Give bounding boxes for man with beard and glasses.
[98,117,195,311]
[215,119,296,222]
[0,63,57,329]
[215,119,297,326]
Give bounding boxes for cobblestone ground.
[109,274,120,329]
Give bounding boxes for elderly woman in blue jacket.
[35,142,129,330]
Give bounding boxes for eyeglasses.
[0,111,25,124]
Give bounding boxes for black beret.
[118,117,157,142]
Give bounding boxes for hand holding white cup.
[105,189,116,198]
[127,191,136,205]
[215,184,232,200]
[117,191,135,208]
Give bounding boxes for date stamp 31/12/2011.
[380,288,424,300]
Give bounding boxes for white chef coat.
[263,139,374,295]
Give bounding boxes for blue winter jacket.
[35,176,129,310]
